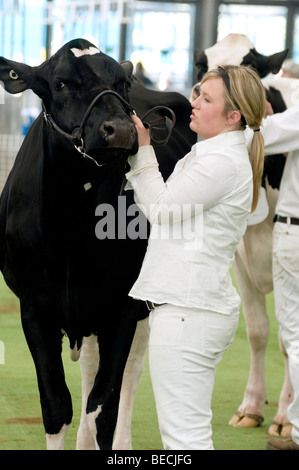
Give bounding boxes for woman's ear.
[227,110,242,127]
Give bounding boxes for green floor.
[0,275,284,450]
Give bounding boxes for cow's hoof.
[229,412,264,428]
[268,421,292,437]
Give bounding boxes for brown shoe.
[266,437,299,450]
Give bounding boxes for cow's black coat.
[0,39,196,448]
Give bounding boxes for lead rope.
[118,106,176,195]
[42,93,176,188]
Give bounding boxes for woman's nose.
[192,96,200,109]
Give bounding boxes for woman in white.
[125,65,266,450]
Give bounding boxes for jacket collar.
[195,130,245,157]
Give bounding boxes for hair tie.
[254,128,260,132]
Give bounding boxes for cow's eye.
[54,80,66,91]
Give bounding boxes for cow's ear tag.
[9,70,18,80]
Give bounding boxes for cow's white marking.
[113,317,150,450]
[71,47,100,58]
[86,405,102,450]
[205,34,254,71]
[264,77,299,108]
[46,423,70,450]
[76,335,99,450]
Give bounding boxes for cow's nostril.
[100,119,136,149]
[103,124,115,136]
[100,121,116,139]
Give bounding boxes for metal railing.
[0,134,23,192]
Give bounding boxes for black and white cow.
[194,33,299,437]
[194,33,288,82]
[0,38,196,450]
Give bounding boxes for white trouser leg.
[148,304,239,450]
[273,222,299,445]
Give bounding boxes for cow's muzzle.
[99,118,137,150]
[43,90,136,167]
[43,90,176,167]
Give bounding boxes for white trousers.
[148,304,239,450]
[273,221,299,445]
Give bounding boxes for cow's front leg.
[21,297,72,450]
[46,424,70,450]
[76,335,99,450]
[113,316,150,450]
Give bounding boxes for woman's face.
[190,77,229,139]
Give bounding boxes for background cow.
[0,38,196,450]
[194,33,299,436]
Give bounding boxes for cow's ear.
[120,60,134,79]
[245,48,289,79]
[0,57,33,94]
[193,49,208,81]
[267,49,289,75]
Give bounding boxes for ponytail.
[225,66,265,213]
[248,130,264,212]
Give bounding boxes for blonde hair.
[202,65,266,213]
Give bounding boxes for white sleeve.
[261,104,299,155]
[125,145,237,225]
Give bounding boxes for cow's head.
[194,34,288,82]
[0,38,138,167]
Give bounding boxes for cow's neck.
[43,125,110,193]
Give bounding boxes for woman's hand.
[131,114,151,146]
